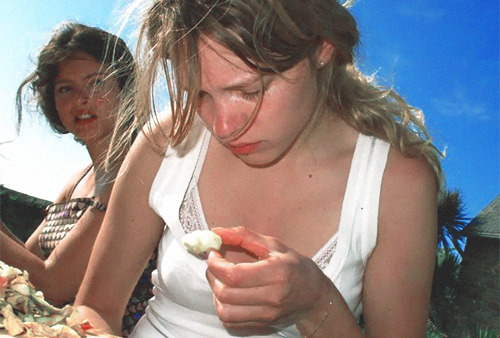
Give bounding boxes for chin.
[237,151,285,168]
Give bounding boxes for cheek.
[195,99,213,122]
[94,97,113,111]
[287,78,318,116]
[54,97,70,119]
[263,84,317,132]
[265,86,303,117]
[96,91,121,113]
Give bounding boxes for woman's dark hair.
[16,22,135,134]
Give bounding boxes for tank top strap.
[150,119,210,244]
[325,133,390,277]
[67,163,93,198]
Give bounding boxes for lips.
[227,141,261,155]
[74,110,97,124]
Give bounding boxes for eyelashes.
[241,90,261,101]
[54,77,110,96]
[197,86,266,102]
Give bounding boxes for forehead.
[56,51,105,78]
[197,36,260,87]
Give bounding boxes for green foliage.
[0,185,51,242]
[427,191,498,338]
[437,190,469,257]
[429,249,461,334]
[426,318,447,337]
[471,325,498,338]
[428,190,469,336]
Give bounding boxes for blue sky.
[0,1,498,220]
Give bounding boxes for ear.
[316,39,335,68]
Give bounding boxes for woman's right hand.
[206,227,334,331]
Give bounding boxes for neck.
[282,108,346,165]
[84,161,121,200]
[85,135,108,165]
[83,134,122,197]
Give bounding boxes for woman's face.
[53,51,121,145]
[195,36,320,166]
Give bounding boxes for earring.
[318,60,326,68]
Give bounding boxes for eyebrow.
[54,71,107,84]
[220,74,273,91]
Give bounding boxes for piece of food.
[182,230,222,255]
[0,260,119,337]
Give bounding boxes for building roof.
[465,195,500,239]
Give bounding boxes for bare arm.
[0,219,25,244]
[0,169,108,305]
[0,219,23,244]
[75,130,167,335]
[0,201,106,305]
[362,150,438,337]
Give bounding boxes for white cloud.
[431,86,491,120]
[397,3,445,21]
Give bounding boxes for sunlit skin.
[74,35,437,337]
[195,37,337,168]
[54,51,121,147]
[195,36,357,263]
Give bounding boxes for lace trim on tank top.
[179,183,338,270]
[179,184,209,233]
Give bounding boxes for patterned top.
[39,197,106,257]
[36,165,156,336]
[121,248,157,337]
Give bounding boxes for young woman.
[75,1,444,337]
[0,22,154,336]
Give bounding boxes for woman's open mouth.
[74,110,97,125]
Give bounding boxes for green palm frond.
[437,190,469,257]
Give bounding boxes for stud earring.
[318,60,326,68]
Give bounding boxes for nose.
[76,86,92,106]
[210,101,250,140]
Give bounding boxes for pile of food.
[0,261,115,337]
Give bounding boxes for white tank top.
[135,120,390,337]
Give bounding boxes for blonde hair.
[115,0,444,191]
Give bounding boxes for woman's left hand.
[206,226,331,329]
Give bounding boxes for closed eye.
[241,90,261,101]
[197,90,208,99]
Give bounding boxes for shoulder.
[127,112,172,161]
[115,114,173,190]
[378,146,438,240]
[383,147,436,190]
[382,147,437,201]
[138,113,173,154]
